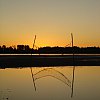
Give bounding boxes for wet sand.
[0,55,100,68]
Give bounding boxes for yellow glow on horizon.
[0,0,100,47]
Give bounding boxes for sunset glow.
[0,0,100,47]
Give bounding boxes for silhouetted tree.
[0,45,100,54]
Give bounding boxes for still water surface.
[0,66,100,100]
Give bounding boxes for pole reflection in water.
[30,67,36,91]
[71,66,75,98]
[30,67,75,98]
[34,68,71,87]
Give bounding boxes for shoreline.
[0,55,100,68]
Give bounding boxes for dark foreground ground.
[0,55,100,68]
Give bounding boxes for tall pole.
[71,33,73,49]
[33,35,36,49]
[71,33,75,98]
[71,33,74,65]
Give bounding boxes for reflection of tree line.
[0,45,100,54]
[30,67,75,98]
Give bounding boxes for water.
[0,66,100,100]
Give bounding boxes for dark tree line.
[37,46,100,54]
[0,45,100,54]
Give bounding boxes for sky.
[0,0,100,48]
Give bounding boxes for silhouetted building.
[25,45,30,50]
[17,45,30,51]
[17,45,25,50]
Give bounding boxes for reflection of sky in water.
[0,66,100,100]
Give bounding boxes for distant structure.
[17,45,24,50]
[24,45,30,50]
[17,45,30,50]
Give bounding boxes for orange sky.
[0,0,100,48]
